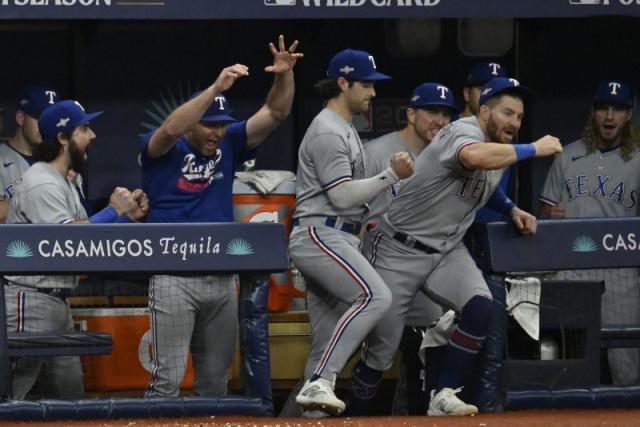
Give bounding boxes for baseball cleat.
[427,387,478,416]
[296,378,346,416]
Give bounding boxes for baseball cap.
[466,62,508,87]
[479,77,535,106]
[593,80,633,108]
[327,49,391,81]
[17,85,59,117]
[38,100,103,140]
[190,91,238,123]
[408,82,460,112]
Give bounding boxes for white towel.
[418,310,457,365]
[505,276,541,341]
[235,170,296,195]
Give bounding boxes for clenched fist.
[390,152,414,180]
[109,187,136,216]
[533,135,562,158]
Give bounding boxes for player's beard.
[68,137,87,176]
[486,115,516,144]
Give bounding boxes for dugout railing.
[475,217,640,409]
[0,222,288,421]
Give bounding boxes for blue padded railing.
[0,223,288,420]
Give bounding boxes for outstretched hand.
[264,34,304,74]
[213,64,250,93]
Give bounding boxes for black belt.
[393,232,438,254]
[293,217,362,236]
[36,288,69,300]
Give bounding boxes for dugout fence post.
[238,273,273,414]
[0,282,10,400]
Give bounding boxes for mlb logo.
[265,0,296,5]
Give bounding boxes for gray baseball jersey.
[387,116,504,253]
[0,142,31,201]
[363,131,416,225]
[540,138,640,386]
[289,106,392,391]
[3,161,85,400]
[540,139,640,217]
[5,161,86,290]
[360,116,496,371]
[293,108,367,223]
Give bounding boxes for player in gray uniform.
[4,100,147,399]
[352,82,458,415]
[539,80,640,386]
[290,48,414,415]
[0,85,59,223]
[358,78,562,416]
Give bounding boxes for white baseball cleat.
[296,378,346,416]
[427,387,478,416]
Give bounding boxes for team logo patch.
[571,235,598,252]
[6,240,34,258]
[225,238,254,256]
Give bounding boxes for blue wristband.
[89,205,119,224]
[514,143,536,161]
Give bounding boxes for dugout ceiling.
[0,0,638,20]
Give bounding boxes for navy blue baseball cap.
[408,82,460,112]
[466,62,508,87]
[190,92,238,123]
[593,80,633,108]
[327,49,391,81]
[17,85,59,117]
[38,100,103,140]
[479,77,535,106]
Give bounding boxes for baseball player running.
[290,48,413,415]
[0,85,59,223]
[4,100,147,399]
[539,80,640,386]
[142,35,302,398]
[348,82,458,416]
[359,78,562,416]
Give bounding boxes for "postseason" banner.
[0,0,639,20]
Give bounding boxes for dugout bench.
[0,222,288,420]
[475,217,640,409]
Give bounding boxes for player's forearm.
[327,168,399,210]
[459,143,517,170]
[264,70,295,123]
[163,85,221,138]
[486,187,516,217]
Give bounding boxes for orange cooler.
[73,308,195,391]
[232,179,303,312]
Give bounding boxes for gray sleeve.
[21,183,76,224]
[307,132,354,190]
[539,155,566,206]
[439,124,484,170]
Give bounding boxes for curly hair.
[581,112,640,161]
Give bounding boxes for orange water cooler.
[73,308,195,391]
[232,179,304,312]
